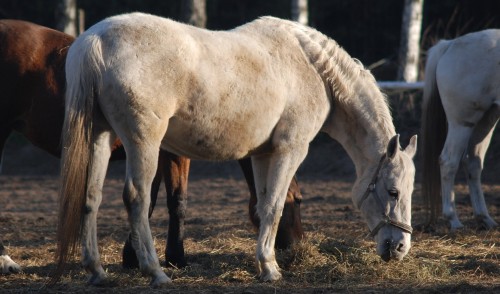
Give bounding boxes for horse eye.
[388,189,399,199]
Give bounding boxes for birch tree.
[291,0,308,25]
[180,0,206,28]
[397,0,424,82]
[55,0,77,36]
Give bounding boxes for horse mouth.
[380,249,405,262]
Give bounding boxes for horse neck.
[329,79,396,176]
[290,26,396,176]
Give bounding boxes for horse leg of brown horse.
[0,128,11,173]
[0,129,22,274]
[238,157,304,249]
[162,151,190,267]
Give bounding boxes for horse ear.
[404,135,418,158]
[387,134,400,159]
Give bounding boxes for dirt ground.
[0,132,499,293]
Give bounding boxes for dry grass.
[1,172,498,293]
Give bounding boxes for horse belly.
[161,116,274,161]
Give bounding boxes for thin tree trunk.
[291,0,308,25]
[180,0,206,28]
[397,0,424,82]
[55,0,77,36]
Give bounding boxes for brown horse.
[0,19,303,274]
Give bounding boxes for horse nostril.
[392,241,404,252]
[8,265,20,273]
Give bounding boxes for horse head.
[356,134,417,262]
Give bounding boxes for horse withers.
[56,13,417,287]
[0,19,304,275]
[421,29,500,231]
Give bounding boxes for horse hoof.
[258,268,282,282]
[477,217,498,230]
[150,273,172,288]
[448,220,464,233]
[88,272,110,286]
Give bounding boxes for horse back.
[85,13,330,160]
[436,29,500,102]
[0,20,74,155]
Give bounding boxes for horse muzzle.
[378,237,410,262]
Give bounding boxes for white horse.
[421,29,500,231]
[0,241,21,274]
[54,13,417,287]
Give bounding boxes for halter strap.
[357,154,413,237]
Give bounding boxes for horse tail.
[421,40,451,225]
[50,34,105,284]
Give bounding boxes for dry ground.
[0,131,499,293]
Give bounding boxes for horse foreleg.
[440,125,473,231]
[252,146,308,281]
[122,143,171,287]
[122,152,162,269]
[463,106,499,229]
[162,151,190,267]
[81,130,113,285]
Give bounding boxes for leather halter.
[357,154,413,238]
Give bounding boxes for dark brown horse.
[0,19,303,274]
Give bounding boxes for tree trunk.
[55,0,77,36]
[180,0,206,28]
[397,0,424,82]
[291,0,308,25]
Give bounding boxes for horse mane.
[256,17,394,137]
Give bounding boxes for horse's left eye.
[388,189,399,200]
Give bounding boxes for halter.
[357,154,413,238]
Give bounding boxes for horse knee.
[439,155,460,180]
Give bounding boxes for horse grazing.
[0,20,303,274]
[421,29,499,231]
[55,13,417,287]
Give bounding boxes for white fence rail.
[377,81,424,91]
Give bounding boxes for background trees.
[0,0,498,80]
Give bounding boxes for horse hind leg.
[251,145,308,281]
[121,140,171,287]
[122,153,162,269]
[462,105,499,229]
[239,158,304,250]
[81,127,115,285]
[124,150,191,269]
[439,124,473,231]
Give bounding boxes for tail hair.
[49,34,104,285]
[420,40,451,225]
